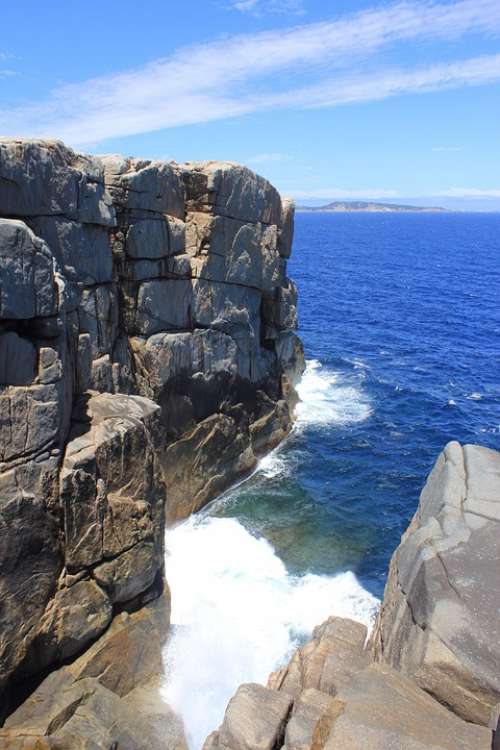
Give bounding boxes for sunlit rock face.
[0,139,304,723]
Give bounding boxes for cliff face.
[0,138,304,715]
[203,442,500,750]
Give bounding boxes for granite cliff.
[203,442,500,750]
[0,138,304,742]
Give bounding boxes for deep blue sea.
[164,212,500,748]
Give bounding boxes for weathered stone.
[269,617,371,700]
[0,332,36,386]
[0,220,61,319]
[324,663,492,750]
[216,683,292,750]
[0,465,61,696]
[0,138,302,728]
[278,198,295,258]
[372,441,500,726]
[181,161,282,225]
[78,285,118,359]
[101,156,185,218]
[163,413,255,523]
[0,139,114,225]
[284,688,336,750]
[29,217,113,285]
[38,579,112,662]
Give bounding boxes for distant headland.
[297,200,446,213]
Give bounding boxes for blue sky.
[1,0,500,209]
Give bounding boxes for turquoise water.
[164,212,500,747]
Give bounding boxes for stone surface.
[1,594,185,750]
[371,441,500,726]
[0,136,303,729]
[324,663,492,750]
[283,688,336,750]
[269,617,371,699]
[209,683,293,750]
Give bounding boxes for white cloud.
[431,146,462,152]
[1,0,500,146]
[246,152,293,163]
[228,0,305,15]
[435,187,500,197]
[290,188,400,199]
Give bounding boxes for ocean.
[162,212,500,748]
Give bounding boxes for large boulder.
[371,441,500,726]
[324,663,492,750]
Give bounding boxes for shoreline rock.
[0,137,304,740]
[203,441,500,750]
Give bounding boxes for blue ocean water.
[164,212,500,747]
[215,211,500,595]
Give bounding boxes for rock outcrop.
[371,441,500,727]
[204,442,500,750]
[0,138,304,736]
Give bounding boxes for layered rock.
[204,442,500,750]
[0,138,304,732]
[371,441,500,727]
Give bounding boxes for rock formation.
[0,138,304,740]
[371,441,500,727]
[203,442,500,750]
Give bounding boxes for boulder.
[208,683,292,750]
[269,617,371,699]
[324,663,492,750]
[371,441,500,726]
[283,688,336,750]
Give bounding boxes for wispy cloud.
[246,152,293,163]
[1,0,499,146]
[431,146,462,152]
[228,0,306,15]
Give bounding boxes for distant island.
[297,201,446,213]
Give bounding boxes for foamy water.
[162,360,378,748]
[162,516,378,748]
[296,359,372,426]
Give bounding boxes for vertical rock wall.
[0,139,304,712]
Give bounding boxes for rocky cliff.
[203,441,500,750]
[0,138,304,731]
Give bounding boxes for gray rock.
[101,156,185,218]
[216,683,292,750]
[29,217,113,285]
[0,139,115,225]
[0,219,61,319]
[181,161,282,225]
[284,688,336,750]
[372,441,500,726]
[0,332,36,386]
[269,617,371,700]
[278,198,295,258]
[324,663,492,750]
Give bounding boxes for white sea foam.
[466,392,482,401]
[257,451,289,479]
[295,359,372,426]
[162,517,379,749]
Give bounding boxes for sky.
[1,0,500,209]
